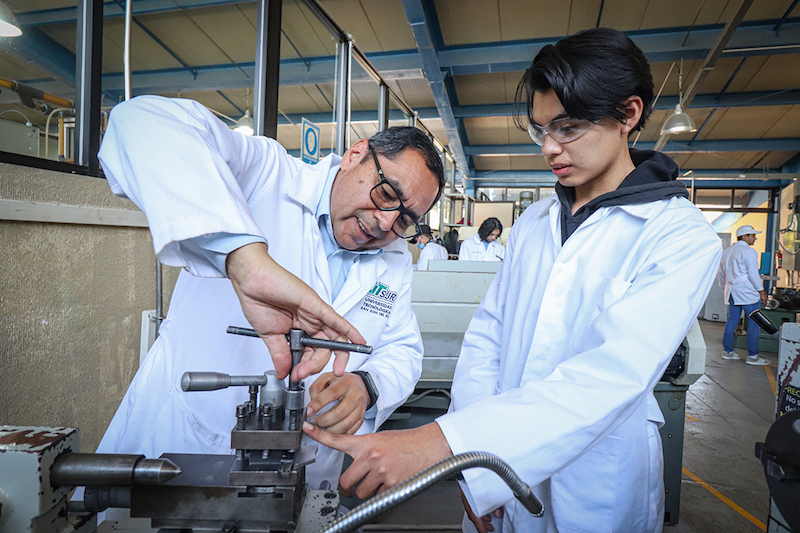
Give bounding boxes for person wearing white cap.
[719,224,770,365]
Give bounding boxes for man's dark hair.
[737,236,746,241]
[363,127,446,208]
[513,27,654,133]
[478,217,503,242]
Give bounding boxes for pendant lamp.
[660,59,696,136]
[0,1,22,37]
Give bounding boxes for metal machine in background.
[1,328,545,533]
[766,287,800,311]
[754,320,800,533]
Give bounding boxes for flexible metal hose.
[319,451,544,533]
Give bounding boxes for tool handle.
[227,326,373,354]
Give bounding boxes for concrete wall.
[0,163,178,452]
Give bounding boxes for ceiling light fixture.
[234,88,254,136]
[0,1,22,37]
[660,59,696,136]
[234,109,254,136]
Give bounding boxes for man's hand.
[306,372,369,435]
[226,242,366,381]
[303,422,452,499]
[760,290,769,305]
[460,488,503,533]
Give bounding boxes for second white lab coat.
[414,241,448,270]
[436,194,721,533]
[719,240,763,305]
[94,96,423,489]
[458,233,505,261]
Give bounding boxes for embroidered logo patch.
[360,281,397,318]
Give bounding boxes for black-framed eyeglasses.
[368,145,423,240]
[527,117,598,146]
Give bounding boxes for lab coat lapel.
[333,255,388,314]
[283,153,339,211]
[285,154,340,304]
[547,198,562,256]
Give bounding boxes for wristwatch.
[352,370,379,410]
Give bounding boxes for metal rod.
[50,453,181,487]
[254,0,282,138]
[320,452,543,533]
[378,82,389,132]
[75,0,103,174]
[334,39,350,155]
[155,257,163,334]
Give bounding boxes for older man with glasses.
[92,94,444,499]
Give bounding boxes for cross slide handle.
[226,326,373,354]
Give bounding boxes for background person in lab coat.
[718,225,770,365]
[458,217,505,261]
[306,27,722,533]
[92,95,445,499]
[414,224,448,270]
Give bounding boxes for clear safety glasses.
[527,117,598,146]
[368,145,423,240]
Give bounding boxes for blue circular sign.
[304,127,318,155]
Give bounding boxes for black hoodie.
[555,148,688,244]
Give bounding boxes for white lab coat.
[437,194,721,533]
[95,96,423,489]
[719,240,763,305]
[415,241,448,270]
[458,233,505,261]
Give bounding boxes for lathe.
[0,328,543,533]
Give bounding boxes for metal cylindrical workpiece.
[132,458,183,484]
[181,372,267,391]
[286,387,306,431]
[50,453,181,487]
[260,370,284,407]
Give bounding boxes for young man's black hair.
[514,27,654,133]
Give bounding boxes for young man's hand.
[303,422,452,498]
[226,242,366,380]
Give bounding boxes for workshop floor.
[666,318,777,533]
[103,319,780,533]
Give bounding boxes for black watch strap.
[353,370,378,410]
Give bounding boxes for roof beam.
[17,0,246,26]
[450,90,800,119]
[19,5,800,70]
[466,139,800,156]
[469,171,793,189]
[401,0,468,173]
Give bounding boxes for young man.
[94,95,444,496]
[719,225,770,365]
[306,28,722,532]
